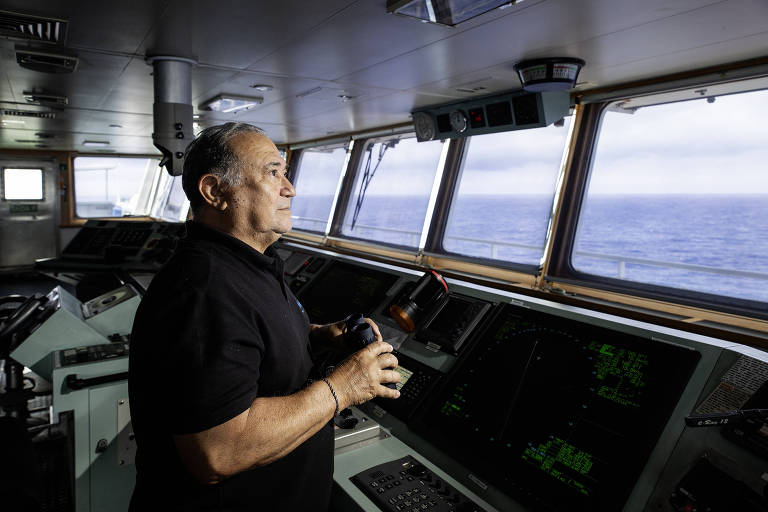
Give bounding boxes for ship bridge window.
[290,143,348,233]
[340,134,445,248]
[2,168,44,200]
[152,173,190,222]
[572,89,768,306]
[441,119,572,267]
[73,156,162,218]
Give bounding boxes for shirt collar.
[183,220,281,271]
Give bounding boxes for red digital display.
[468,107,486,128]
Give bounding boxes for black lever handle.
[66,371,128,391]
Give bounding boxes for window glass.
[442,120,572,265]
[152,174,190,222]
[573,90,768,303]
[3,168,43,200]
[74,157,161,218]
[290,145,348,232]
[341,135,445,248]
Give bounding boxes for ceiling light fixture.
[199,94,263,113]
[82,140,110,147]
[387,0,520,26]
[23,91,68,106]
[250,84,274,92]
[514,57,585,92]
[1,119,26,125]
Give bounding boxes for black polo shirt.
[128,221,333,511]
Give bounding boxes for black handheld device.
[344,313,396,389]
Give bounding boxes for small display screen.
[296,261,398,324]
[394,366,414,391]
[436,113,452,133]
[416,303,700,512]
[512,94,540,125]
[468,107,486,128]
[486,101,513,127]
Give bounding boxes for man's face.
[226,132,295,242]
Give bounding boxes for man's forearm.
[175,379,338,484]
[174,341,398,485]
[236,380,339,467]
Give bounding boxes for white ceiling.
[1,0,767,153]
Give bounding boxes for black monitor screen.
[416,303,700,512]
[296,261,399,324]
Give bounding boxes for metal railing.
[443,234,542,260]
[291,216,768,284]
[572,249,768,281]
[291,215,327,232]
[343,222,422,247]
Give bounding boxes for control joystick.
[343,313,397,390]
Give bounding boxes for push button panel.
[351,455,486,512]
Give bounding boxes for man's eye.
[270,169,278,177]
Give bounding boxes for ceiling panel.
[192,71,328,112]
[1,0,767,153]
[246,1,459,81]
[139,0,359,70]
[284,91,455,143]
[98,58,155,114]
[412,67,524,102]
[589,30,768,90]
[338,0,729,90]
[0,0,166,53]
[3,47,133,111]
[567,0,768,86]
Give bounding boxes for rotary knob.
[412,111,435,141]
[449,110,468,133]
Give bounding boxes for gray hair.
[182,122,266,213]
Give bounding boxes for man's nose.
[282,174,296,197]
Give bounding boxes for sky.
[293,88,768,197]
[74,156,159,203]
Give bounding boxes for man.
[128,122,400,511]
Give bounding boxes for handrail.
[291,217,768,283]
[572,250,768,280]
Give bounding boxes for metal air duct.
[147,55,196,176]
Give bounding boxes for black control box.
[414,294,491,355]
[351,455,486,512]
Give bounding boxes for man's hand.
[310,317,383,347]
[327,341,400,408]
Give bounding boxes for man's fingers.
[378,353,399,370]
[377,384,401,400]
[364,317,383,341]
[380,368,401,385]
[365,340,393,356]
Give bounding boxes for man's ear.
[198,174,228,211]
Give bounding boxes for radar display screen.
[296,261,398,324]
[416,303,700,512]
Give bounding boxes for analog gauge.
[449,110,468,133]
[412,111,435,141]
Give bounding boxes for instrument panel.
[275,240,768,512]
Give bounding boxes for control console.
[57,342,129,367]
[351,455,486,512]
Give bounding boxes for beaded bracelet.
[321,378,339,416]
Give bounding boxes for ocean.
[290,194,768,304]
